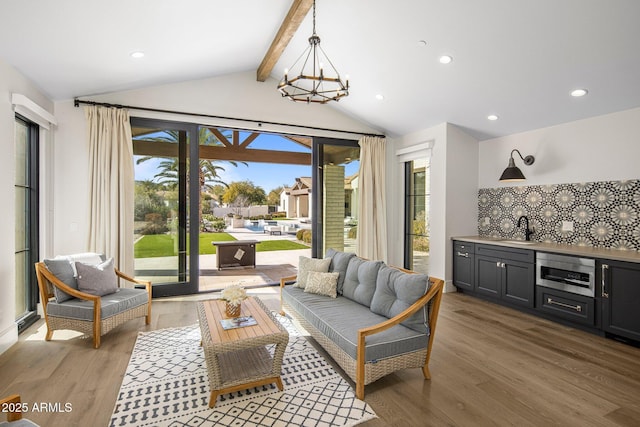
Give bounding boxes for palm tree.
[135,128,247,230]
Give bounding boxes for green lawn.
[134,232,308,258]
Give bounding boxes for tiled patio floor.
[135,226,311,293]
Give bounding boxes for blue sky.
[134,132,359,193]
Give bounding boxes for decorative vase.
[225,301,241,318]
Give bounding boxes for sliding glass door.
[131,118,199,296]
[312,137,360,258]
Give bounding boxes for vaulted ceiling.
[1,0,639,140]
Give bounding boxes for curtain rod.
[73,98,385,139]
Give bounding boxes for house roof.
[1,0,639,140]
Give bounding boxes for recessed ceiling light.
[375,94,384,100]
[571,88,588,97]
[439,55,453,64]
[130,51,145,59]
[487,114,499,121]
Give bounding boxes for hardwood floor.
[1,289,639,426]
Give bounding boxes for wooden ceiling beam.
[256,0,313,82]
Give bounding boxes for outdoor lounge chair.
[35,253,151,348]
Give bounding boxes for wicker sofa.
[35,253,151,349]
[280,249,444,399]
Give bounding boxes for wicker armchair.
[35,259,151,349]
[0,394,39,426]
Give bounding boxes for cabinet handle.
[501,262,506,268]
[547,297,582,313]
[496,261,501,267]
[457,251,469,258]
[601,264,609,298]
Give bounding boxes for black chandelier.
[277,0,349,104]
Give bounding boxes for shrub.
[210,218,226,232]
[348,226,357,239]
[296,229,305,240]
[301,229,312,244]
[140,222,169,235]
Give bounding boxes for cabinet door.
[453,243,475,291]
[601,260,640,342]
[475,255,501,297]
[502,260,535,308]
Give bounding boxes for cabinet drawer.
[476,244,534,263]
[454,241,474,257]
[536,287,595,326]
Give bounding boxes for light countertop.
[452,235,640,264]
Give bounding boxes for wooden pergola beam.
[133,140,311,166]
[256,0,313,82]
[200,145,311,165]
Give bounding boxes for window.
[404,159,430,273]
[15,115,40,332]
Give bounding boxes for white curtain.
[356,136,388,262]
[85,106,135,275]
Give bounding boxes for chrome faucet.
[517,215,535,241]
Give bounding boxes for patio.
[134,225,312,293]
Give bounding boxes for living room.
[2,1,640,426]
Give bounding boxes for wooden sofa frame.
[35,262,152,349]
[280,271,444,399]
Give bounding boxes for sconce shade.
[499,149,535,182]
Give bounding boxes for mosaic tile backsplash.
[478,180,640,251]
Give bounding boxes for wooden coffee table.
[196,296,289,407]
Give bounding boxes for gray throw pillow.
[43,259,78,303]
[75,258,118,296]
[370,265,430,333]
[294,256,331,289]
[341,257,383,307]
[326,248,356,295]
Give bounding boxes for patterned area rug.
[109,315,377,426]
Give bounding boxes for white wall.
[52,71,379,255]
[0,58,54,354]
[388,123,479,291]
[479,107,640,188]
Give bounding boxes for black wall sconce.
[499,149,535,181]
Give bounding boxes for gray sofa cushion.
[43,259,78,303]
[326,248,356,295]
[283,286,428,362]
[46,288,148,321]
[342,258,383,307]
[370,265,430,333]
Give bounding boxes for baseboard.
[0,323,18,355]
[443,280,457,293]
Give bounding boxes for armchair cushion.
[46,288,149,321]
[370,265,430,333]
[43,253,106,303]
[75,258,118,296]
[43,259,78,303]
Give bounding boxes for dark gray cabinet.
[474,244,535,308]
[453,241,475,291]
[600,259,640,342]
